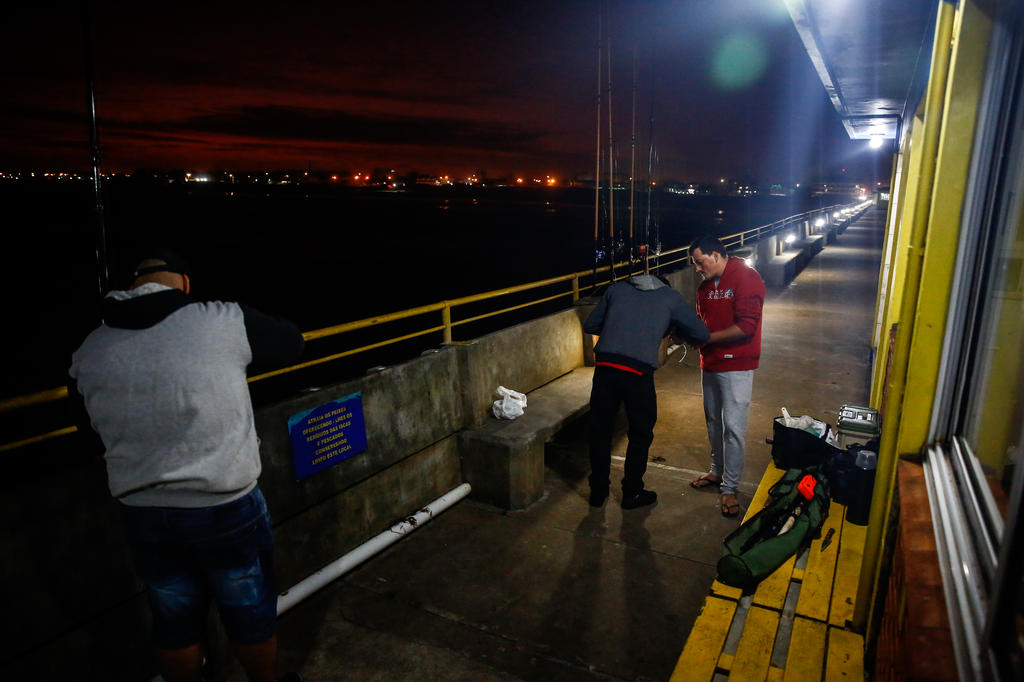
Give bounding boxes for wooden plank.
[753,552,797,611]
[830,516,867,627]
[795,500,845,622]
[767,666,786,681]
[670,596,737,682]
[825,628,865,680]
[717,653,735,673]
[711,579,744,600]
[781,617,827,682]
[712,466,786,599]
[730,606,780,681]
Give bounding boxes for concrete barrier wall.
[457,308,585,428]
[255,346,467,587]
[1,455,154,680]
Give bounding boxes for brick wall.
[874,461,957,681]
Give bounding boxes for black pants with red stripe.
[588,365,657,496]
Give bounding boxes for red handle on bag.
[798,474,817,500]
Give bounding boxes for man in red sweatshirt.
[686,236,766,517]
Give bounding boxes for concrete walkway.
[248,208,885,682]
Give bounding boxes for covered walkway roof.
[785,0,936,140]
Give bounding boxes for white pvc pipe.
[276,482,472,615]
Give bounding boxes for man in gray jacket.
[69,251,304,682]
[583,274,709,509]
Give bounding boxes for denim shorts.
[121,486,277,649]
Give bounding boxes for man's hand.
[669,332,705,349]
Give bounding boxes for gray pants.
[702,369,754,495]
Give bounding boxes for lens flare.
[711,32,768,91]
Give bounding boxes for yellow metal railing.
[0,201,859,452]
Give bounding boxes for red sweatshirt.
[696,257,766,371]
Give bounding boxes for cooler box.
[837,404,880,448]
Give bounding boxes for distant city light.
[832,212,840,218]
[744,257,753,267]
[814,218,825,227]
[784,234,796,244]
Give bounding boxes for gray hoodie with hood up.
[583,275,709,373]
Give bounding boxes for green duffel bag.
[716,466,830,591]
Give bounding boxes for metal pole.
[606,0,615,281]
[593,8,602,291]
[644,51,657,276]
[83,0,108,297]
[630,45,637,267]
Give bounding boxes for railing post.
[442,303,452,345]
[572,275,580,302]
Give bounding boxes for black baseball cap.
[132,248,192,279]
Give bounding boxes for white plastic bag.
[492,385,527,420]
[780,407,828,438]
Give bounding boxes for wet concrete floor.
[239,207,885,681]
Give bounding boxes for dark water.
[2,180,822,402]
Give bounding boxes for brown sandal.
[690,473,722,489]
[720,493,741,517]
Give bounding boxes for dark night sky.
[2,1,886,183]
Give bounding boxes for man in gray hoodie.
[583,274,709,509]
[69,251,304,682]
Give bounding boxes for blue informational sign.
[287,392,367,481]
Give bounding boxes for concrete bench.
[763,234,825,287]
[671,464,867,681]
[802,233,825,256]
[762,251,802,287]
[459,367,594,509]
[821,225,839,244]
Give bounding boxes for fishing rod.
[83,0,109,298]
[629,44,637,271]
[592,6,602,292]
[605,0,615,283]
[644,48,658,275]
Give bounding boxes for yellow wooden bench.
[671,466,867,681]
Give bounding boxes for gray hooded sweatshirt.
[69,283,303,508]
[583,275,709,373]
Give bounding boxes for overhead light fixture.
[869,137,885,149]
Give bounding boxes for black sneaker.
[621,489,657,509]
[589,489,609,507]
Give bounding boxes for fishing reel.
[612,238,626,259]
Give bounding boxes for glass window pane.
[963,161,1024,499]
